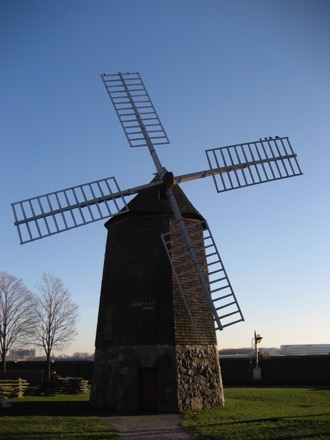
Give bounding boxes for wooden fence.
[4,355,330,386]
[220,355,330,386]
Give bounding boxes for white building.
[280,344,330,356]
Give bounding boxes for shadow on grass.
[3,400,112,417]
[184,413,330,440]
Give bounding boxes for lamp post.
[253,330,263,380]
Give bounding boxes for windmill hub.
[162,171,175,189]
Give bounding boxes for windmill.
[12,72,302,412]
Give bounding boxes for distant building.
[280,344,330,356]
[219,345,330,358]
[219,348,252,358]
[8,349,36,360]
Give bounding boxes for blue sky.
[1,0,329,354]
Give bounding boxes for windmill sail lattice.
[162,220,244,333]
[101,72,169,148]
[206,137,302,192]
[12,177,128,244]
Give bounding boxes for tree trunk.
[46,351,51,381]
[1,352,6,373]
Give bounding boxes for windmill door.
[138,368,159,412]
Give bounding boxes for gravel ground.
[106,414,192,440]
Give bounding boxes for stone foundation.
[176,344,224,411]
[90,344,223,413]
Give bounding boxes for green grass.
[1,387,329,439]
[0,390,119,440]
[183,387,330,439]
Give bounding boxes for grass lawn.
[183,387,330,439]
[0,390,119,440]
[0,387,329,439]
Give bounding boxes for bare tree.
[34,273,79,380]
[0,272,37,372]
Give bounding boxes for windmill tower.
[12,72,302,413]
[91,183,225,412]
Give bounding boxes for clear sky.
[1,0,329,355]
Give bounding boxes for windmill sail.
[162,220,244,333]
[12,177,128,244]
[206,137,302,192]
[101,72,169,149]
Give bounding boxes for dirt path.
[106,414,192,439]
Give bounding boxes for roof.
[105,180,204,227]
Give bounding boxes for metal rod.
[13,154,297,227]
[174,154,297,184]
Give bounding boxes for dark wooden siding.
[95,214,175,347]
[95,212,217,348]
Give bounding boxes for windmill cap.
[104,178,205,228]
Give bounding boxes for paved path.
[106,414,192,439]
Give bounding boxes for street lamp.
[253,330,263,380]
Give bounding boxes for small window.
[142,297,156,310]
